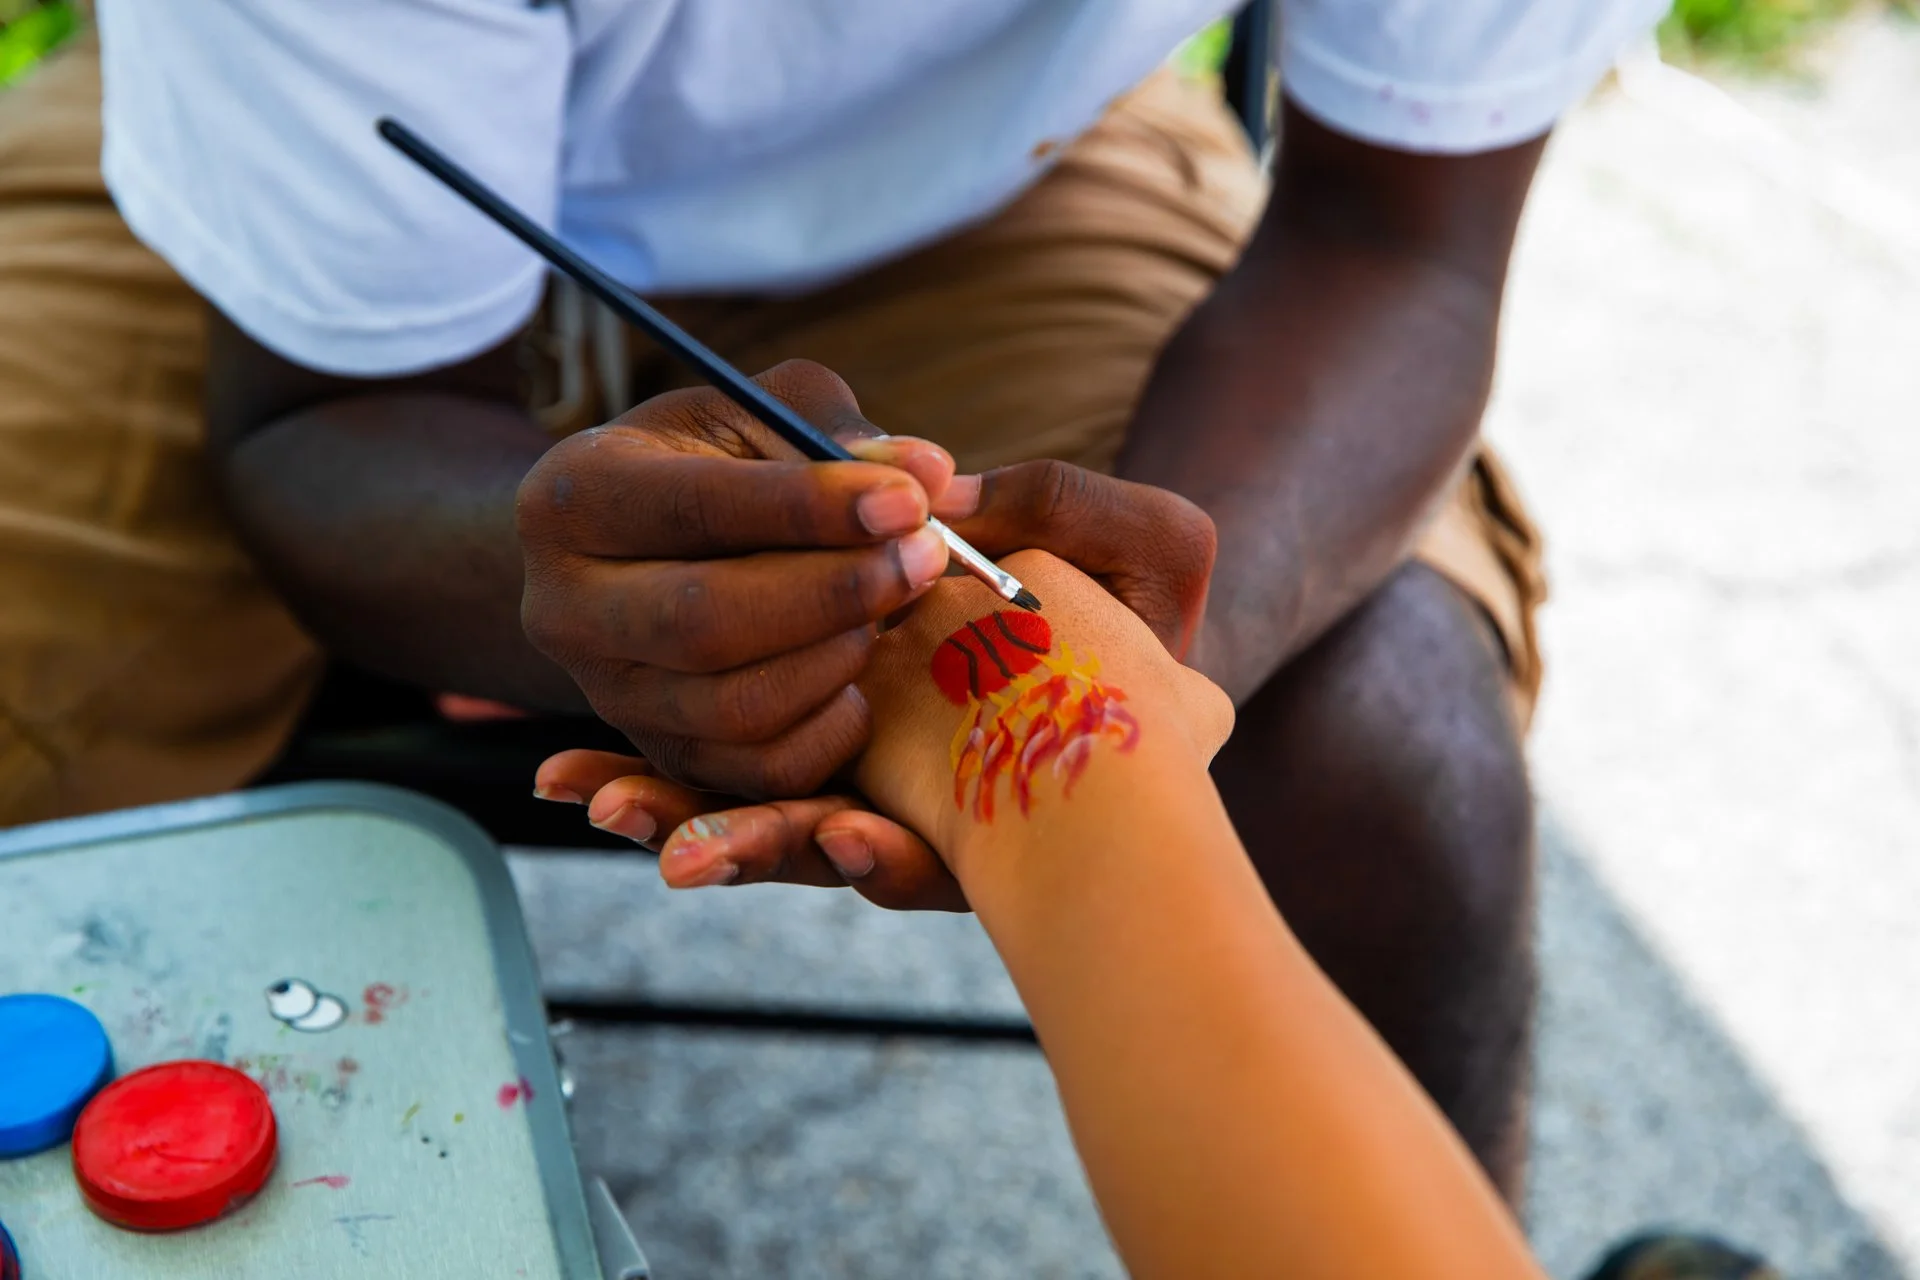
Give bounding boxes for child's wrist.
[938,690,1212,888]
[853,549,1231,875]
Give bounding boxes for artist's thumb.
[814,810,971,913]
[951,460,1215,660]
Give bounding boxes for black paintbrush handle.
[376,117,852,464]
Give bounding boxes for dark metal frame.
[1226,0,1277,154]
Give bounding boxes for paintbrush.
[376,117,1041,614]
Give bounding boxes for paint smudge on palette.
[72,911,150,968]
[231,1052,358,1110]
[114,990,170,1046]
[293,1174,351,1190]
[334,1213,396,1257]
[197,1011,233,1062]
[361,982,408,1025]
[497,1076,535,1109]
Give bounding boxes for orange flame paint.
[937,613,1139,820]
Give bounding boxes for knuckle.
[764,358,854,405]
[787,561,882,641]
[513,456,566,535]
[608,389,692,430]
[658,467,719,549]
[1031,458,1094,525]
[773,466,834,540]
[683,396,756,454]
[619,387,743,454]
[751,744,831,800]
[711,667,797,743]
[835,557,891,623]
[623,666,687,736]
[655,573,731,672]
[519,584,572,659]
[634,731,698,787]
[572,656,646,724]
[1162,496,1218,571]
[765,807,809,862]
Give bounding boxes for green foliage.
[1170,18,1233,82]
[1,3,1900,99]
[0,0,79,89]
[1659,0,1908,68]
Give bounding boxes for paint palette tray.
[0,783,645,1279]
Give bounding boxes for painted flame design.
[949,641,1140,820]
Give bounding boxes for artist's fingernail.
[816,830,874,880]
[662,844,740,889]
[843,436,894,462]
[857,483,924,537]
[678,859,740,889]
[897,525,948,589]
[942,473,982,518]
[683,814,727,842]
[591,802,657,845]
[533,784,583,804]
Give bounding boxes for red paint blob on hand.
[931,612,1052,705]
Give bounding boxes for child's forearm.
[951,737,1541,1280]
[853,555,1540,1277]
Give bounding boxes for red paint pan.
[72,1061,277,1232]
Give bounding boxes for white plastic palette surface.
[0,784,606,1279]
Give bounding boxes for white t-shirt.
[96,0,1662,379]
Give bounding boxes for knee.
[1389,714,1535,963]
[1234,706,1537,972]
[1217,565,1537,966]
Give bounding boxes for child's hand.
[851,549,1233,860]
[533,551,1230,905]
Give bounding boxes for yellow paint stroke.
[453,1112,465,1124]
[949,642,1136,820]
[401,1101,422,1129]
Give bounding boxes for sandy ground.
[509,15,1920,1275]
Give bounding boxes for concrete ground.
[1500,13,1920,1273]
[509,15,1920,1276]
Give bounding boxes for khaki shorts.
[0,37,1545,827]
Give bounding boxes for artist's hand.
[534,749,970,911]
[851,549,1234,862]
[519,358,1217,801]
[534,551,1232,911]
[518,360,964,800]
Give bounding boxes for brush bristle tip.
[1011,588,1043,613]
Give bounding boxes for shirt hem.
[104,139,546,378]
[1279,1,1665,155]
